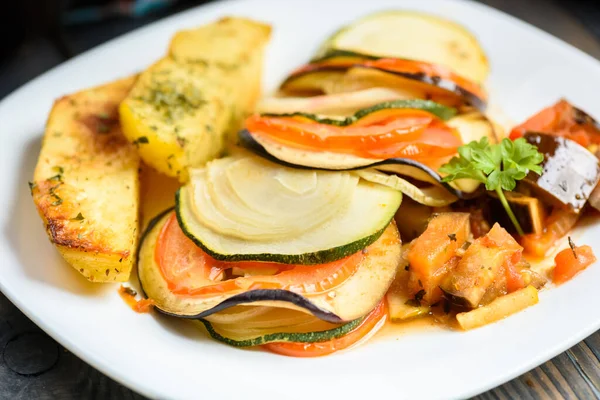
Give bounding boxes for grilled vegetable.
[406,213,471,305]
[240,105,495,199]
[31,76,140,282]
[393,198,434,242]
[446,110,498,144]
[488,191,546,235]
[257,87,419,115]
[281,52,487,110]
[387,246,430,320]
[120,17,271,181]
[200,314,363,347]
[521,132,600,212]
[238,132,482,199]
[245,100,460,164]
[456,286,538,330]
[138,211,401,322]
[440,137,544,235]
[553,242,597,284]
[312,11,489,84]
[521,208,579,257]
[441,224,523,308]
[353,169,458,206]
[510,99,600,147]
[263,301,387,357]
[176,155,402,264]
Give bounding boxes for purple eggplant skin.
[237,129,483,200]
[523,132,600,212]
[280,65,487,112]
[158,289,345,324]
[136,208,345,324]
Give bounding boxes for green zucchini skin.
[261,99,457,124]
[237,130,482,200]
[312,49,380,62]
[175,188,394,264]
[199,316,363,347]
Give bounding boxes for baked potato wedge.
[120,17,271,181]
[31,76,140,282]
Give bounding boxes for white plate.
[2,0,600,399]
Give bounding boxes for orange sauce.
[118,286,154,313]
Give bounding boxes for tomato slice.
[246,110,461,165]
[263,301,387,357]
[289,57,487,102]
[521,209,579,257]
[553,244,596,284]
[509,99,600,147]
[155,213,364,297]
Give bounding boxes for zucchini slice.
[353,169,457,207]
[239,110,496,199]
[176,155,401,263]
[204,306,315,328]
[239,130,481,199]
[261,98,457,123]
[240,99,456,171]
[200,316,362,347]
[138,212,402,322]
[313,11,489,84]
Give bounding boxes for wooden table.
[2,0,600,398]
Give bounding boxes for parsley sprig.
[439,137,544,235]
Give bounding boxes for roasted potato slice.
[120,17,271,181]
[32,76,140,282]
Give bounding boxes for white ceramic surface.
[2,0,600,399]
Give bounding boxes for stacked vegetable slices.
[139,10,497,356]
[138,154,402,355]
[244,11,495,199]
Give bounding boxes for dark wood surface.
[2,0,600,399]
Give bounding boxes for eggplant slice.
[522,132,600,212]
[138,210,401,323]
[238,129,483,199]
[280,63,486,112]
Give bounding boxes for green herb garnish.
[48,174,63,183]
[405,289,426,307]
[440,137,544,236]
[132,136,149,146]
[71,212,85,222]
[447,233,457,241]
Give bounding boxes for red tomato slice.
[553,244,596,284]
[289,57,487,102]
[263,301,387,357]
[504,255,526,293]
[155,213,364,297]
[509,99,600,147]
[362,58,487,102]
[246,110,461,165]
